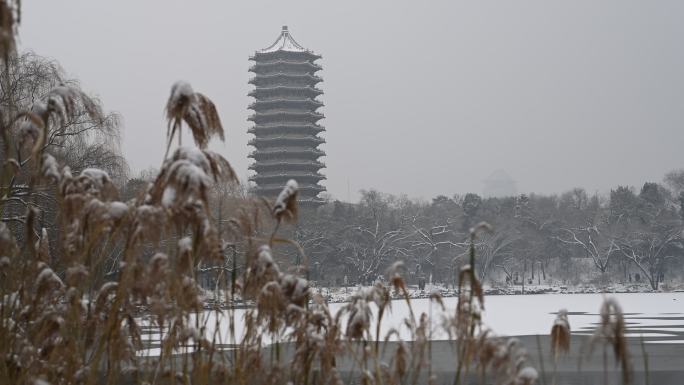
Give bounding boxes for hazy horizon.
[19,0,684,202]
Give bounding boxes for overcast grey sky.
[19,0,684,201]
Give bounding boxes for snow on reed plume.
[551,309,571,358]
[0,0,19,60]
[273,179,298,223]
[165,80,224,153]
[590,298,632,384]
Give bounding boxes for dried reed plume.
[273,179,298,224]
[143,145,237,258]
[0,0,19,61]
[0,220,16,253]
[35,227,50,263]
[58,166,128,257]
[550,309,570,357]
[590,298,632,385]
[150,146,236,206]
[165,81,224,154]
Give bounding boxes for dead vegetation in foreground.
[0,79,639,385]
[0,4,636,383]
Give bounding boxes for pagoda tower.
[248,26,326,207]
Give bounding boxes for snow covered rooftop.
[259,26,310,53]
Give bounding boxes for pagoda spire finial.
[258,25,310,53]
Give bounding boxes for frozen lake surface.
[326,292,684,342]
[140,292,684,356]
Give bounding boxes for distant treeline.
[270,177,684,291]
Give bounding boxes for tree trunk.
[650,277,658,291]
[531,263,535,280]
[522,259,526,294]
[537,262,541,285]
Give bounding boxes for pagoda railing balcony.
[248,122,325,133]
[248,88,323,99]
[249,173,326,182]
[250,125,324,134]
[249,147,325,155]
[249,51,321,61]
[249,61,322,73]
[249,85,323,93]
[247,110,324,122]
[248,98,323,110]
[248,124,325,135]
[249,133,325,140]
[253,184,326,194]
[257,96,321,103]
[249,102,322,112]
[250,74,323,82]
[248,148,325,160]
[248,135,325,143]
[250,80,321,89]
[248,138,325,148]
[249,73,322,84]
[250,117,325,126]
[249,160,325,170]
[248,110,324,117]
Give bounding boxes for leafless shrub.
[10,83,106,164]
[38,84,103,130]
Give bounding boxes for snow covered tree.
[609,186,639,224]
[473,228,518,283]
[664,169,684,196]
[555,222,620,276]
[408,216,465,284]
[461,192,482,231]
[617,227,682,290]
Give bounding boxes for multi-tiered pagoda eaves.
[248,26,326,207]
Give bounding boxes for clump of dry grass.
[475,336,539,385]
[0,80,235,384]
[6,77,650,385]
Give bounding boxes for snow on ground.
[309,282,684,304]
